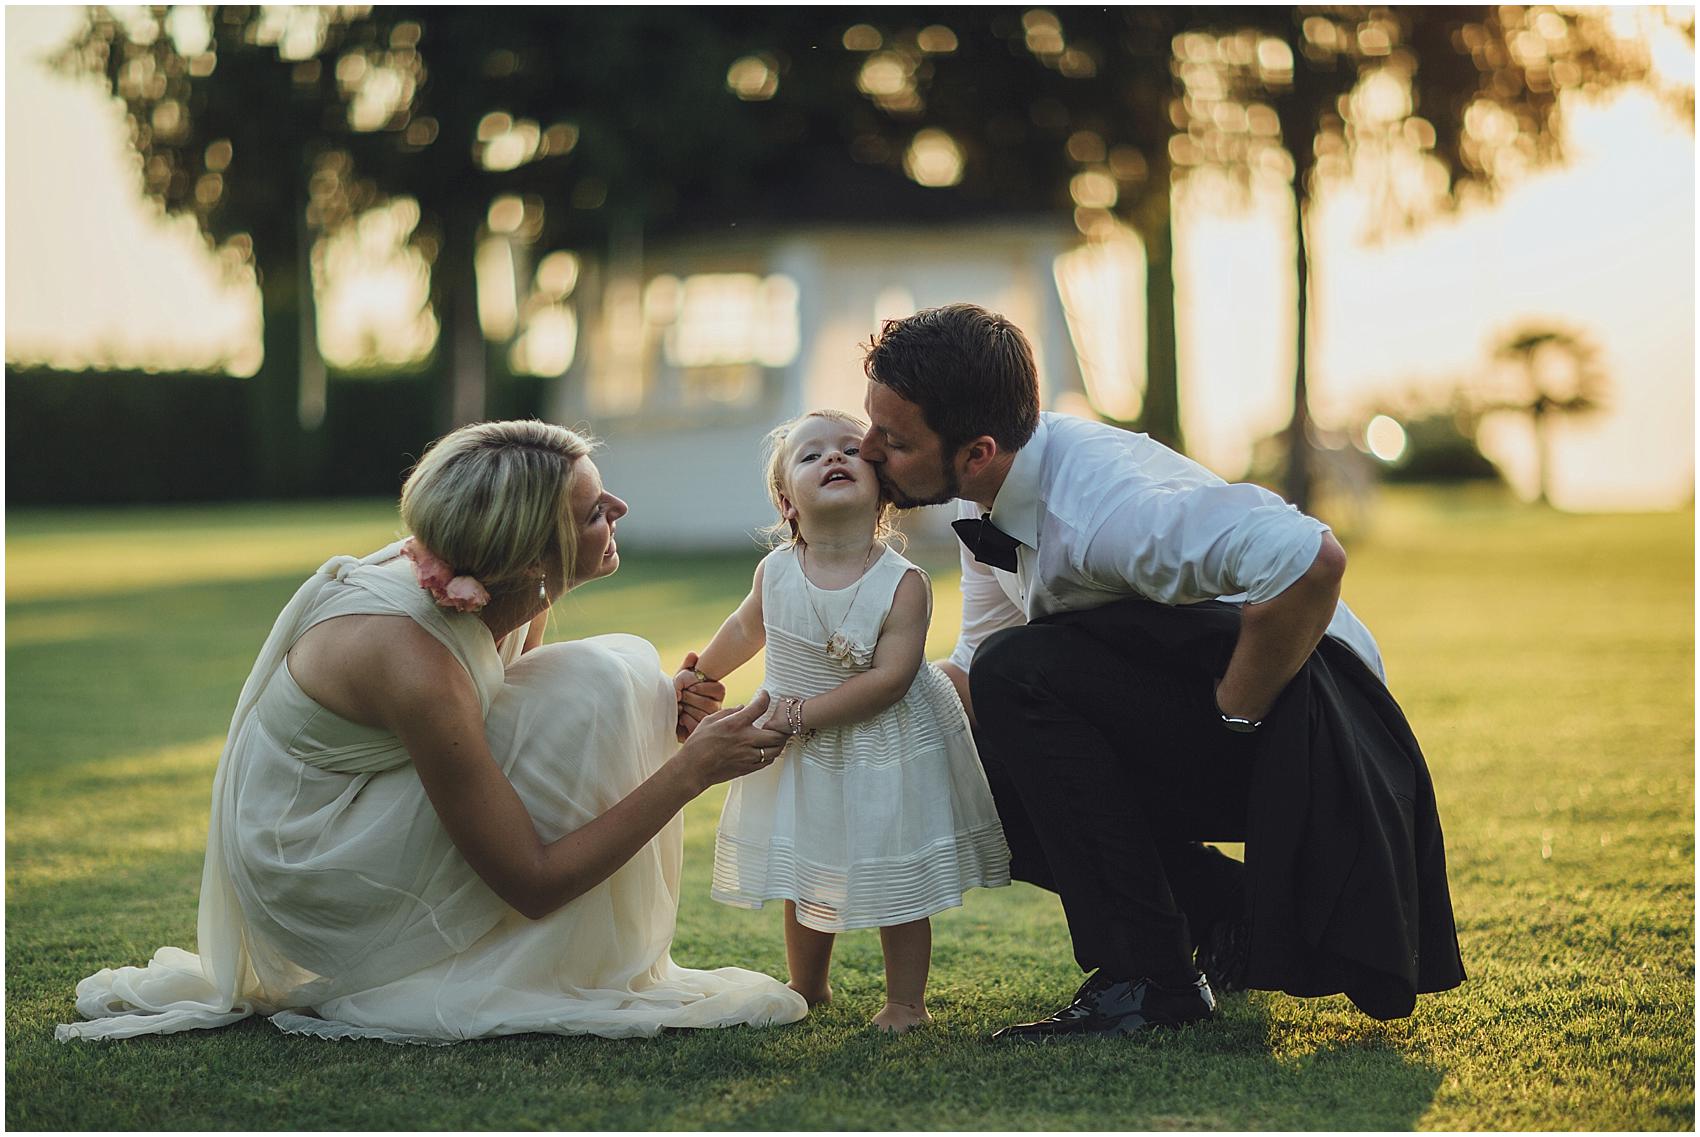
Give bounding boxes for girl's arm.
[779,569,929,732]
[674,560,768,738]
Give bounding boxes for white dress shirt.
[947,413,1385,680]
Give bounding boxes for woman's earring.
[538,574,549,604]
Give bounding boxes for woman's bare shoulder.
[289,613,471,728]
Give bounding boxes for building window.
[588,271,799,417]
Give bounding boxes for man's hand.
[1214,533,1346,724]
[673,651,726,742]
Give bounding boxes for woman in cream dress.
[58,421,806,1044]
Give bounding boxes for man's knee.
[971,626,1034,695]
[970,625,1073,715]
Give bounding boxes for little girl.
[675,409,1010,1033]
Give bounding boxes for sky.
[6,7,261,373]
[1172,82,1694,509]
[6,7,1694,511]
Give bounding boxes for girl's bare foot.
[870,1001,931,1033]
[789,981,832,1007]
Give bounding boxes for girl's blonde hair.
[400,420,595,593]
[760,409,902,549]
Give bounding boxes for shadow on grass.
[12,838,1443,1129]
[11,936,1446,1131]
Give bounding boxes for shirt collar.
[987,414,1048,549]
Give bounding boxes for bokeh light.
[1054,228,1147,422]
[509,305,577,377]
[312,197,436,370]
[842,24,881,52]
[1366,414,1409,462]
[479,117,543,172]
[917,26,957,55]
[1069,169,1119,209]
[486,195,526,236]
[535,251,580,301]
[726,54,779,101]
[903,128,964,187]
[475,238,519,341]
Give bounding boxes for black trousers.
[970,620,1256,982]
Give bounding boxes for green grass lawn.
[6,488,1693,1130]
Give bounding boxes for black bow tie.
[952,514,1020,572]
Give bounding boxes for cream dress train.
[56,541,807,1044]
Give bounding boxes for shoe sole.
[989,1015,1213,1043]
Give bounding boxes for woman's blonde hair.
[760,409,902,549]
[400,420,595,593]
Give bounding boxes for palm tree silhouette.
[1485,327,1609,506]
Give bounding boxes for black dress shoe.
[1194,918,1251,994]
[989,970,1217,1041]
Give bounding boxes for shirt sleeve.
[946,540,1027,674]
[1078,481,1329,606]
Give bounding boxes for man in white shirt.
[856,303,1456,1040]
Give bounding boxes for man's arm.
[943,522,1026,729]
[1078,477,1345,727]
[1213,532,1346,723]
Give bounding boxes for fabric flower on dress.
[401,536,491,613]
[824,631,875,669]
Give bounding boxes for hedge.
[6,366,546,505]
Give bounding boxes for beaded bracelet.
[782,695,816,740]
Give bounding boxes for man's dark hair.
[862,303,1041,453]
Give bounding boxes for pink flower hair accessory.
[401,536,491,613]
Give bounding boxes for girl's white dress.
[56,541,807,1044]
[712,544,1010,932]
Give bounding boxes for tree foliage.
[834,9,1186,445]
[55,6,1693,501]
[1165,4,1690,506]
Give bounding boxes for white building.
[547,218,1119,551]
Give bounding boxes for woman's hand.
[671,691,789,792]
[673,651,726,741]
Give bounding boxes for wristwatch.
[1213,682,1262,733]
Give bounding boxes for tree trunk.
[1283,185,1314,512]
[1532,400,1551,506]
[438,214,489,430]
[1275,21,1320,514]
[427,67,491,432]
[292,193,329,491]
[296,202,328,434]
[1131,181,1184,453]
[250,227,307,498]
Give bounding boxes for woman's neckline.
[797,543,887,593]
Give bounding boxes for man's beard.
[878,456,961,509]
